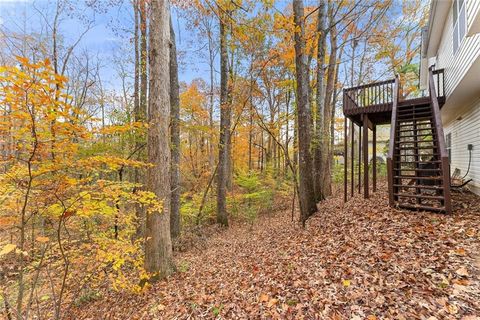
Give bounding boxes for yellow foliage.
[0,243,16,256]
[0,57,160,294]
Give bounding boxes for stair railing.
[387,74,400,206]
[428,67,452,213]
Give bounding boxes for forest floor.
[71,184,480,319]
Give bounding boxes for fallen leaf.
[259,294,269,303]
[446,303,459,315]
[375,295,385,304]
[0,243,16,256]
[466,228,476,237]
[452,278,469,286]
[342,279,351,287]
[456,266,469,277]
[36,236,49,243]
[267,298,278,308]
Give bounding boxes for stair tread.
[398,123,433,127]
[397,203,446,213]
[398,128,435,133]
[397,109,431,114]
[396,133,433,138]
[396,146,437,150]
[394,193,444,200]
[397,110,432,115]
[394,154,438,157]
[398,114,431,118]
[394,175,442,180]
[396,140,435,144]
[396,160,441,163]
[398,105,431,109]
[394,168,441,171]
[393,184,444,189]
[398,118,433,123]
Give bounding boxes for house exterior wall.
[435,0,480,97]
[443,97,480,195]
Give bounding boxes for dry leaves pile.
[71,184,480,319]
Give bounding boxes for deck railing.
[387,75,400,206]
[343,79,395,111]
[431,68,445,98]
[428,68,451,214]
[343,68,445,112]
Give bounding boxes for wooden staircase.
[387,70,452,213]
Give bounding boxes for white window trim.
[452,0,468,55]
[453,0,467,54]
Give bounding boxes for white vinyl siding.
[466,0,480,32]
[436,0,480,97]
[443,98,480,195]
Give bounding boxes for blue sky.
[0,0,418,92]
[0,0,210,90]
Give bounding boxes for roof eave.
[425,0,452,58]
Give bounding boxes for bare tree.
[293,0,317,226]
[321,3,338,197]
[314,0,327,202]
[170,18,181,240]
[139,0,148,117]
[216,8,230,227]
[144,0,174,278]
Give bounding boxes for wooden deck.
[343,69,445,126]
[342,69,451,213]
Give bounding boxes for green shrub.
[230,171,275,225]
[180,192,216,226]
[74,289,102,307]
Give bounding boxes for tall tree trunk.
[329,46,343,190]
[133,0,140,122]
[277,106,281,177]
[248,95,253,171]
[293,0,317,226]
[145,0,174,278]
[133,0,145,239]
[314,0,327,201]
[321,8,338,197]
[226,39,234,191]
[248,57,254,172]
[285,89,291,177]
[169,18,181,241]
[216,10,230,227]
[293,102,298,174]
[140,0,148,117]
[207,28,215,172]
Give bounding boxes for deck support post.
[373,124,377,192]
[344,117,348,202]
[363,114,369,199]
[358,124,362,194]
[350,120,354,197]
[413,120,421,204]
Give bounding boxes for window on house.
[453,0,467,54]
[446,133,452,163]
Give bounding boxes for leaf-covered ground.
[71,185,480,319]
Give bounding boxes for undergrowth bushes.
[180,170,292,228]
